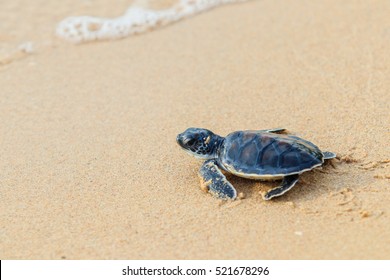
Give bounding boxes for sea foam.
[56,0,250,43]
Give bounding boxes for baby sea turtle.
[176,128,336,200]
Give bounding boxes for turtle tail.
[323,151,336,160]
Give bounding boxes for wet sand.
[0,0,389,259]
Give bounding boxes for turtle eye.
[186,139,195,146]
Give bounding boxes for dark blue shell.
[218,131,324,176]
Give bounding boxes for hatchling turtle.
[176,128,336,200]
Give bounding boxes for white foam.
[56,0,250,43]
[18,42,34,53]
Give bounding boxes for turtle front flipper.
[263,174,299,200]
[261,128,286,134]
[199,160,237,200]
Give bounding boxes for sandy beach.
[1,0,389,259]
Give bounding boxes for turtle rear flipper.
[261,128,286,134]
[199,160,237,200]
[263,174,299,200]
[323,151,336,160]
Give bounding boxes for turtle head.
[176,128,221,159]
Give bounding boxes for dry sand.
[0,0,389,259]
